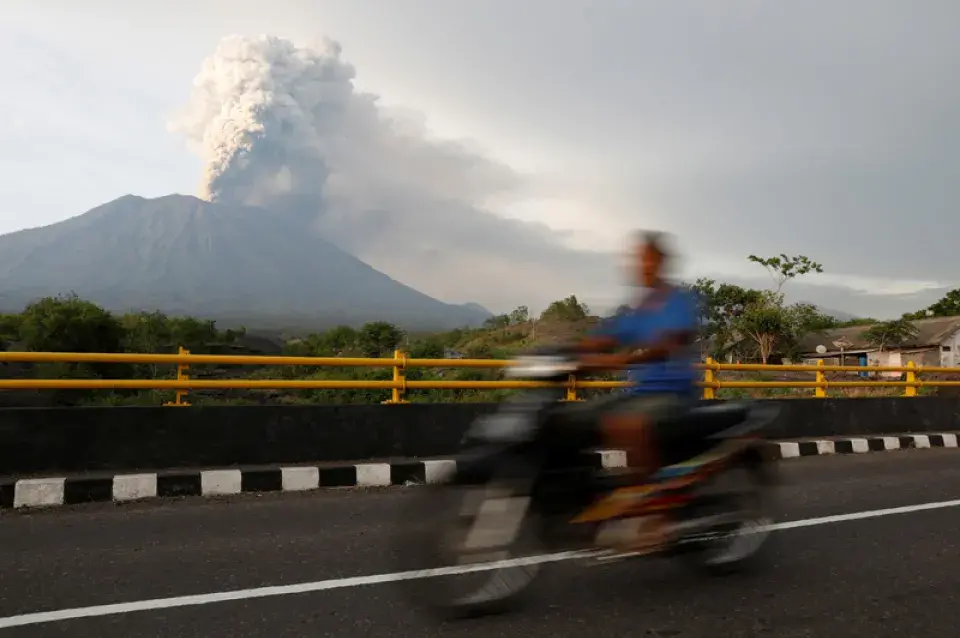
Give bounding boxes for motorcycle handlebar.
[522,344,581,357]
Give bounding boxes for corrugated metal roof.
[799,315,960,354]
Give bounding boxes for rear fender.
[707,402,782,441]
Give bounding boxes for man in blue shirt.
[574,230,699,551]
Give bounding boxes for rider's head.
[634,230,671,288]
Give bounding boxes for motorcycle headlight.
[504,355,577,379]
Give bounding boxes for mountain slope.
[0,195,490,329]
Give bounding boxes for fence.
[2,349,959,405]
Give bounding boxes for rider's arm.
[624,290,697,364]
[573,315,623,353]
[622,329,693,365]
[583,290,697,369]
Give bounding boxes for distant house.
[698,332,752,363]
[227,335,285,356]
[799,316,960,375]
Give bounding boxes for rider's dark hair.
[638,230,671,260]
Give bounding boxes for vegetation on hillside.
[1,252,957,405]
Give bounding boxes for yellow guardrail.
[0,349,955,405]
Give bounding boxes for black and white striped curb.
[1,434,956,510]
[3,452,625,510]
[775,432,959,458]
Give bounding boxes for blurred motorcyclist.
[574,230,699,551]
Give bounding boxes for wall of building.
[939,330,960,367]
[900,349,940,368]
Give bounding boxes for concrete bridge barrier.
[1,397,958,477]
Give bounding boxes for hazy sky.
[2,0,958,317]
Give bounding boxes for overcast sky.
[2,0,958,317]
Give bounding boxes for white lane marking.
[761,499,960,532]
[0,551,589,629]
[2,498,960,629]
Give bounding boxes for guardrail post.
[905,360,918,397]
[815,359,826,398]
[562,374,583,402]
[382,349,409,404]
[163,346,191,407]
[702,357,716,400]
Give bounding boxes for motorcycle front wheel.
[392,464,556,619]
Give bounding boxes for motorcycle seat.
[654,402,756,468]
[667,402,749,436]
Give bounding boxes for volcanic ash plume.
[170,33,514,212]
[169,35,355,210]
[169,34,614,312]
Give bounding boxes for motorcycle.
[394,346,781,618]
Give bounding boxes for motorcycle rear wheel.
[676,463,775,575]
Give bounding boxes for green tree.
[787,302,838,333]
[0,313,21,344]
[465,342,493,359]
[779,302,837,359]
[508,306,530,324]
[409,335,446,359]
[540,295,589,322]
[120,311,173,353]
[862,319,919,352]
[735,253,828,362]
[358,321,404,357]
[167,316,219,352]
[483,314,511,330]
[17,295,130,397]
[685,278,764,358]
[905,289,960,319]
[313,325,359,356]
[733,291,789,364]
[119,311,175,382]
[19,295,125,354]
[748,254,824,293]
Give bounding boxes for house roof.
[799,316,960,354]
[231,334,284,354]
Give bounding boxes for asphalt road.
[1,449,960,637]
